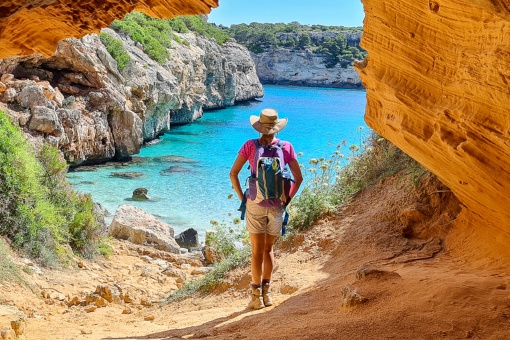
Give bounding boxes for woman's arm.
[287,159,303,199]
[230,154,248,201]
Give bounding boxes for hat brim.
[250,116,288,134]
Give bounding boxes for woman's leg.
[262,233,278,281]
[248,232,266,309]
[249,232,266,285]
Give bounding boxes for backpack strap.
[281,207,289,236]
[238,189,249,220]
[251,139,260,177]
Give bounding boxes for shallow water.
[68,85,368,239]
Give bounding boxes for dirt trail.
[2,173,510,339]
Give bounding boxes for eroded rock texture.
[0,0,218,58]
[252,49,362,88]
[0,30,262,165]
[357,0,510,263]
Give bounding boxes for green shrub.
[174,16,230,45]
[168,17,189,33]
[111,12,171,63]
[288,130,426,231]
[99,32,131,71]
[0,111,107,266]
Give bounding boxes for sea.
[67,85,368,240]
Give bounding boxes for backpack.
[247,139,293,207]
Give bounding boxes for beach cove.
[68,85,368,239]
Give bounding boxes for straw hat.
[250,108,288,134]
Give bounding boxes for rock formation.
[0,29,263,165]
[109,204,181,254]
[252,49,362,88]
[0,0,218,59]
[250,31,364,87]
[356,0,510,264]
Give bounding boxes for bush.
[175,16,230,45]
[0,111,107,266]
[99,32,131,71]
[288,130,426,231]
[111,12,171,63]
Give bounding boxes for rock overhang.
[0,0,219,59]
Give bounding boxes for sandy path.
[3,173,510,339]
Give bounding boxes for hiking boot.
[262,282,273,307]
[248,286,264,310]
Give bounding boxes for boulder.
[16,84,52,110]
[108,205,180,254]
[174,228,200,249]
[132,188,150,201]
[28,106,64,136]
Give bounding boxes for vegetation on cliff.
[219,22,367,68]
[99,32,131,71]
[0,111,110,267]
[108,13,230,64]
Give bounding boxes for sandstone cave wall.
[0,0,218,58]
[357,0,510,264]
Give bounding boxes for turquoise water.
[68,85,368,239]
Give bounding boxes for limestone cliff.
[0,0,218,59]
[356,0,510,264]
[251,49,362,88]
[0,31,263,165]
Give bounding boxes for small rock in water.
[152,155,197,164]
[110,172,144,179]
[159,166,192,175]
[132,188,150,201]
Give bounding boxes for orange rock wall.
[357,0,510,263]
[0,0,218,58]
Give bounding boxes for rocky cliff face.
[0,0,218,59]
[251,49,362,88]
[0,30,263,165]
[356,0,510,264]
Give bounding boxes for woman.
[230,108,303,309]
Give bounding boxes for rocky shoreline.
[251,48,363,88]
[0,29,263,166]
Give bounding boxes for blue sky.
[208,0,364,27]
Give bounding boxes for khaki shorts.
[245,199,284,236]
